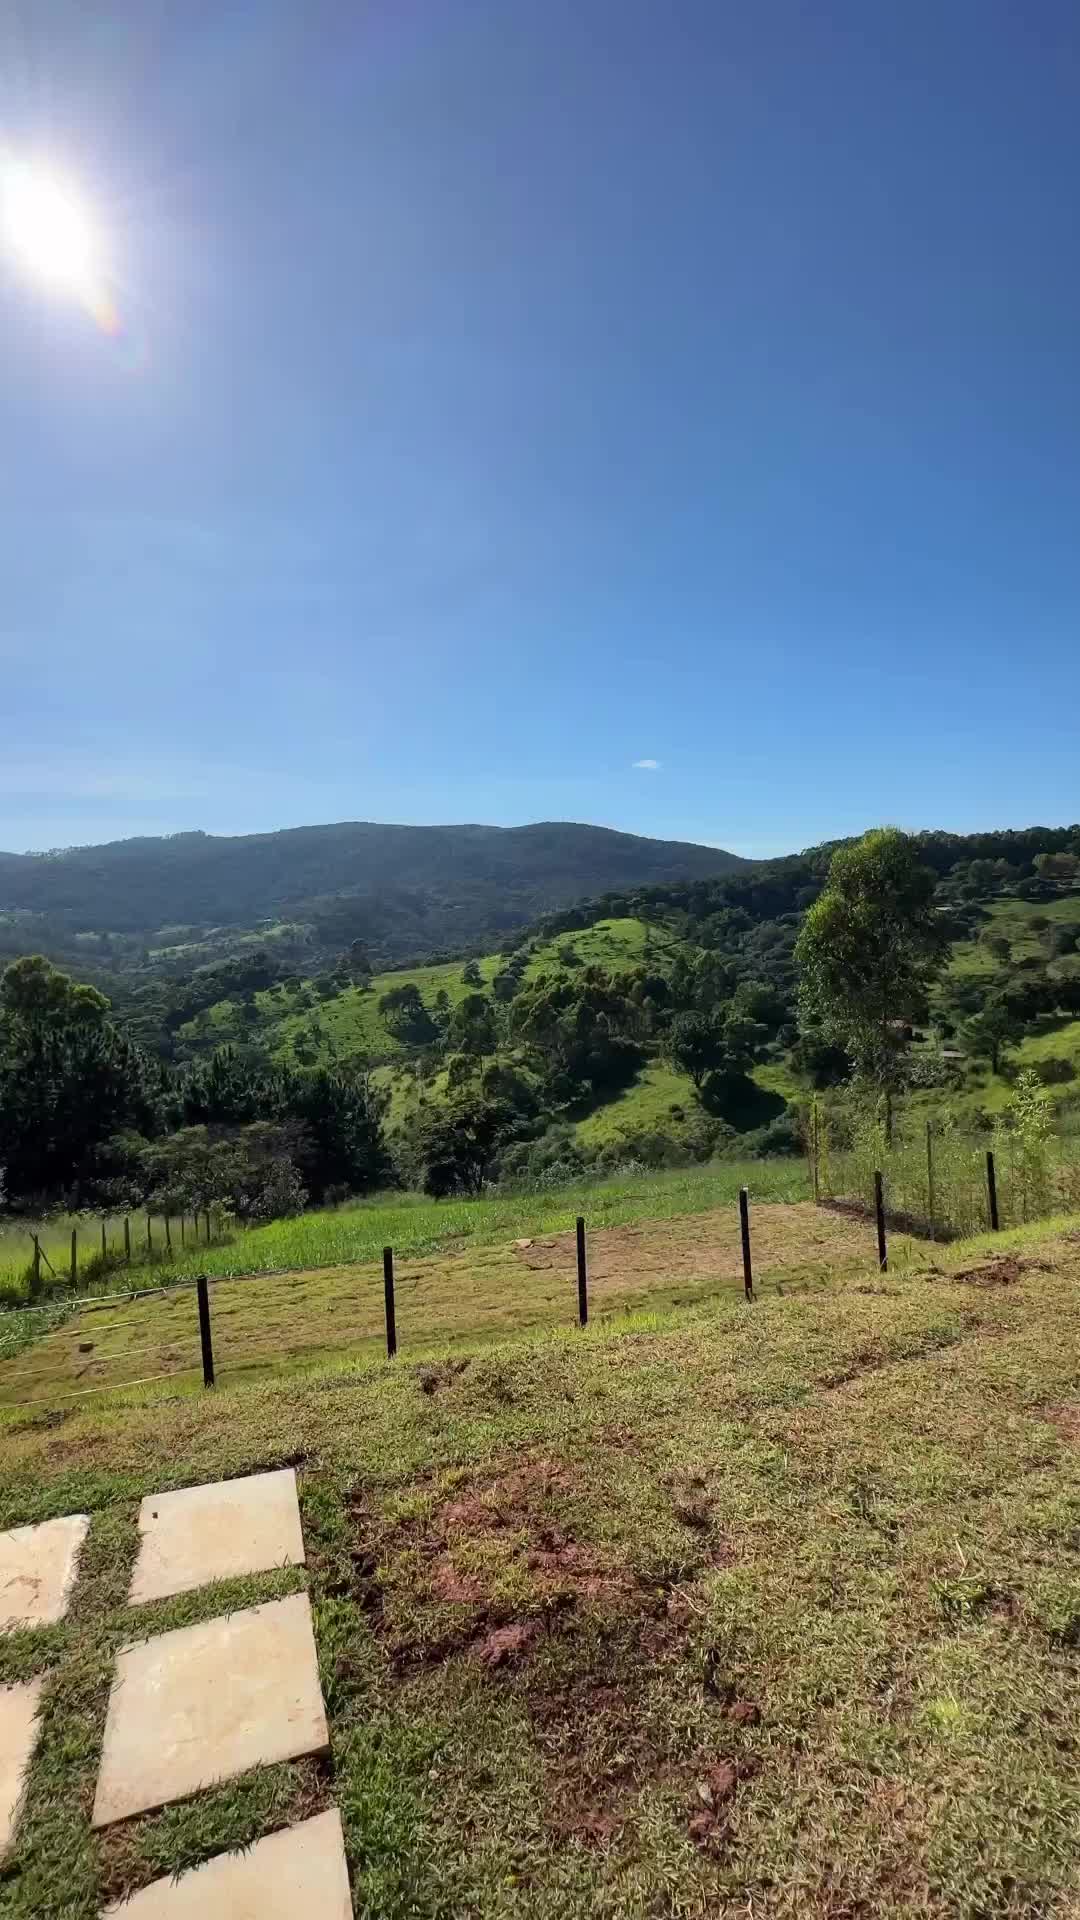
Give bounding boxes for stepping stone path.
[2,1472,353,1911]
[93,1591,328,1826]
[129,1466,306,1604]
[0,1513,89,1629]
[101,1809,352,1918]
[0,1515,88,1860]
[0,1678,45,1862]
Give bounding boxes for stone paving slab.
[101,1809,352,1917]
[0,1677,46,1861]
[129,1469,305,1605]
[92,1593,328,1829]
[0,1515,89,1630]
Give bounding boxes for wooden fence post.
[32,1236,41,1291]
[101,1219,107,1260]
[165,1216,172,1254]
[147,1216,153,1254]
[124,1217,131,1263]
[383,1246,397,1358]
[811,1102,820,1205]
[739,1188,754,1300]
[204,1210,211,1244]
[576,1216,588,1326]
[180,1215,186,1248]
[986,1150,1000,1232]
[874,1171,888,1272]
[926,1121,935,1241]
[70,1228,77,1286]
[196,1275,215,1387]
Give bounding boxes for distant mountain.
[0,820,750,968]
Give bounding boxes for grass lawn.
[3,1218,1080,1917]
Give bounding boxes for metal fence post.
[383,1246,397,1358]
[576,1216,588,1326]
[874,1171,888,1272]
[196,1274,215,1387]
[986,1150,1000,1232]
[739,1188,754,1300]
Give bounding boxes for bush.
[1033,1056,1076,1086]
[743,1112,804,1157]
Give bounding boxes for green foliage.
[796,828,947,1092]
[416,1093,528,1198]
[996,1070,1054,1222]
[665,1010,728,1088]
[959,998,1022,1075]
[0,957,165,1206]
[511,965,642,1102]
[378,983,439,1046]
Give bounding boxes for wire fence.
[0,1192,859,1409]
[812,1109,1080,1240]
[1,1157,1073,1412]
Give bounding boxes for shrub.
[1033,1056,1076,1086]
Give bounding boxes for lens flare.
[1,156,118,331]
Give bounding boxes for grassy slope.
[0,1162,812,1311]
[3,1221,1080,1917]
[182,918,655,1063]
[920,892,1080,1118]
[1,1192,896,1407]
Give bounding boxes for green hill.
[0,820,748,974]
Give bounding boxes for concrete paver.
[100,1809,352,1917]
[129,1469,305,1605]
[92,1593,328,1828]
[0,1515,89,1630]
[0,1677,46,1861]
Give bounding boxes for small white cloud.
[632,757,661,771]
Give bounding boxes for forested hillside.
[2,819,1080,1237]
[0,819,749,975]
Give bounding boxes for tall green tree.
[795,829,946,1121]
[0,956,164,1203]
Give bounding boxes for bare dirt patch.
[949,1254,1051,1288]
[510,1203,875,1295]
[1045,1402,1080,1443]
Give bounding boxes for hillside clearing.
[0,1201,895,1406]
[2,1223,1080,1916]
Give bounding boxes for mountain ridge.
[0,817,751,969]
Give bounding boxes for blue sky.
[2,0,1079,859]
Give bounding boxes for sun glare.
[1,156,105,306]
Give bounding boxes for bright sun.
[1,158,102,300]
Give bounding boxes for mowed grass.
[0,1199,894,1407]
[0,1160,811,1311]
[3,1222,1080,1916]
